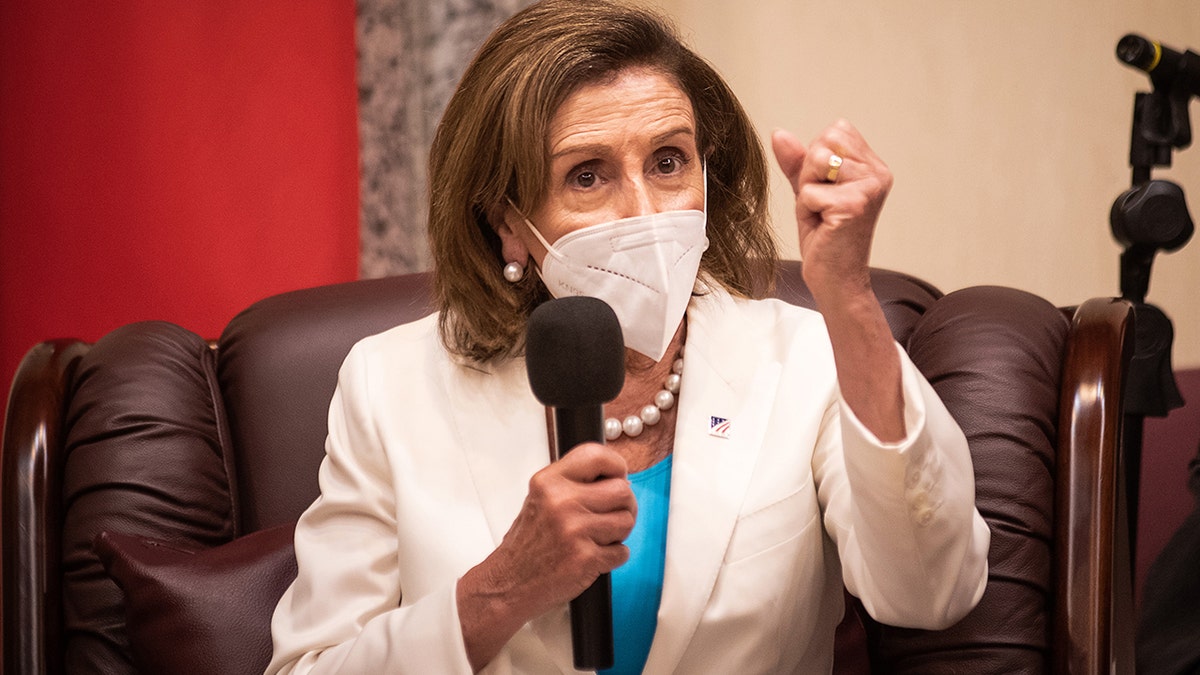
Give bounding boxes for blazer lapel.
[644,288,784,673]
[446,355,549,546]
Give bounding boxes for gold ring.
[825,154,843,183]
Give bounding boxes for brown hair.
[429,0,777,363]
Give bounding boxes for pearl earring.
[503,261,525,283]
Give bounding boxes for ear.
[488,201,532,265]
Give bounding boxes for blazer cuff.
[837,342,928,453]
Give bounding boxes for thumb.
[771,128,807,194]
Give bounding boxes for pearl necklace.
[604,353,684,441]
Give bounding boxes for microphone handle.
[570,575,614,670]
[553,405,615,671]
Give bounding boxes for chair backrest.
[1,261,1135,674]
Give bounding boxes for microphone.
[525,296,624,671]
[1117,33,1200,99]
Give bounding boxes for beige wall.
[655,0,1200,368]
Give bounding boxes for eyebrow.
[549,125,696,161]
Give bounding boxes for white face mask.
[511,187,709,362]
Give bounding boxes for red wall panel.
[0,2,360,406]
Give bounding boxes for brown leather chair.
[2,261,1136,674]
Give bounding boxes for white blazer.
[267,285,990,675]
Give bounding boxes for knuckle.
[610,544,631,568]
[564,535,589,560]
[618,510,636,533]
[561,517,587,541]
[572,442,598,459]
[528,468,553,494]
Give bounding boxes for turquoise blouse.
[600,454,673,675]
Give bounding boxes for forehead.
[548,67,695,152]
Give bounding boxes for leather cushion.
[93,524,297,675]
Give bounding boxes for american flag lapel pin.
[709,416,731,439]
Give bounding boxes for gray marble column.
[357,0,533,278]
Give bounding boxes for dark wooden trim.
[1054,297,1135,674]
[2,339,90,675]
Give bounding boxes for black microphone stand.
[1109,54,1195,561]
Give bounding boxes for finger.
[799,162,891,218]
[589,542,631,578]
[801,144,853,187]
[556,443,628,482]
[588,509,637,546]
[576,474,638,517]
[771,128,807,194]
[813,120,889,183]
[602,542,631,569]
[798,181,852,217]
[797,120,870,186]
[824,119,880,165]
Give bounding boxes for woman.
[268,1,990,673]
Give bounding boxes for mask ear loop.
[505,196,558,257]
[699,160,711,259]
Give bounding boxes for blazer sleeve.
[265,343,475,675]
[813,343,990,630]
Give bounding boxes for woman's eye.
[657,153,686,175]
[574,171,597,188]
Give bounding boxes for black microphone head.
[1118,33,1159,73]
[1117,34,1198,97]
[526,296,625,408]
